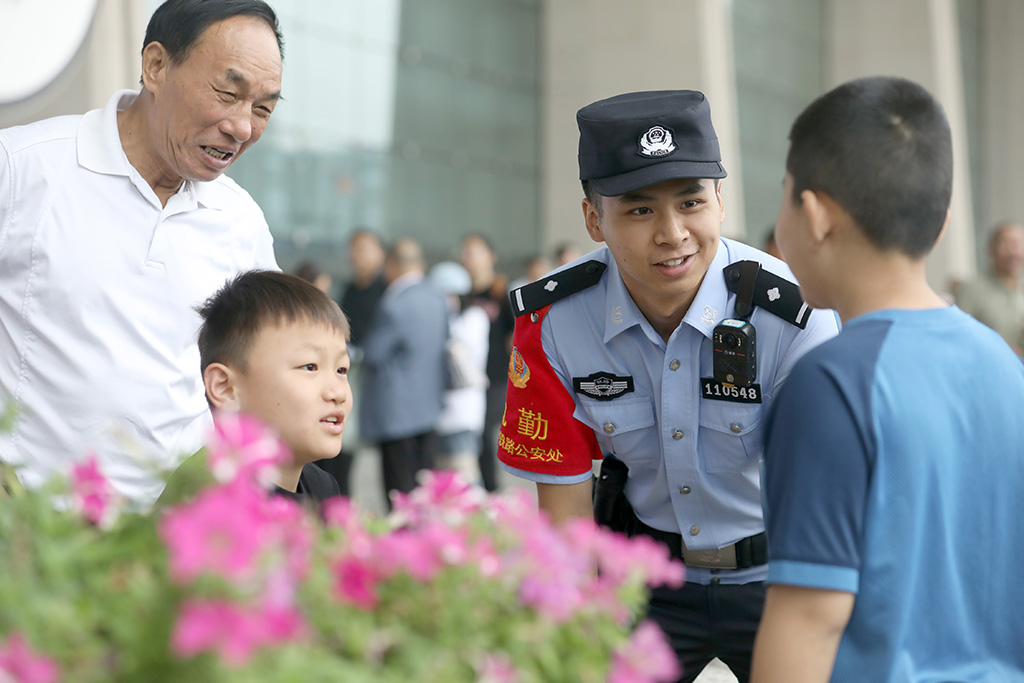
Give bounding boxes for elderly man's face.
[150,16,282,183]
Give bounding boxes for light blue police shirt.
[501,238,839,584]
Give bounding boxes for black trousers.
[379,432,435,510]
[478,383,505,492]
[646,581,766,683]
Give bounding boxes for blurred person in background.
[459,233,514,492]
[293,259,333,295]
[554,241,583,267]
[429,261,490,485]
[0,0,283,506]
[340,229,387,350]
[360,238,448,508]
[954,221,1024,354]
[762,229,785,262]
[326,229,386,496]
[509,253,554,291]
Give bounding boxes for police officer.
[497,91,839,682]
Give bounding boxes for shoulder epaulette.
[723,260,811,329]
[509,260,607,317]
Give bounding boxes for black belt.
[628,517,768,570]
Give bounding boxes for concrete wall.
[825,0,976,289]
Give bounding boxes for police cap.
[577,90,726,197]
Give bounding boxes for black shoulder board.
[724,260,811,329]
[509,260,607,317]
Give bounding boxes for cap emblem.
[638,125,676,158]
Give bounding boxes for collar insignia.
[701,305,718,326]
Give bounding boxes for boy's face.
[226,320,351,466]
[583,177,724,321]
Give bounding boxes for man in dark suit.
[360,238,449,508]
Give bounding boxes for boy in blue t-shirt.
[751,77,1024,682]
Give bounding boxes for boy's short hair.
[787,76,952,258]
[197,270,349,374]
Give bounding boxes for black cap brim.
[587,159,727,197]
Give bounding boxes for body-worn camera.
[713,318,757,386]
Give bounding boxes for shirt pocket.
[697,402,765,473]
[575,396,657,459]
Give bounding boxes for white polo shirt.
[0,90,278,505]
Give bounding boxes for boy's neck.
[275,463,304,494]
[828,247,946,323]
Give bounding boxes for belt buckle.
[682,544,738,569]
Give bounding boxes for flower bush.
[0,413,684,682]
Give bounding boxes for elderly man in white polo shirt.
[0,0,283,506]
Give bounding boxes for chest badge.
[573,372,635,401]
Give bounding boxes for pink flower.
[171,599,305,667]
[394,469,485,526]
[206,412,290,485]
[160,479,273,583]
[475,652,521,683]
[333,556,379,609]
[70,454,118,527]
[608,620,680,683]
[0,631,60,683]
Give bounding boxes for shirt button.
[730,423,742,433]
[710,577,721,585]
[530,312,539,323]
[669,359,681,371]
[679,486,691,495]
[672,430,684,440]
[603,423,615,434]
[690,525,700,536]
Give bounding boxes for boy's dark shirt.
[273,463,343,505]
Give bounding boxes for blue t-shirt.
[764,306,1024,682]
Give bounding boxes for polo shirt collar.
[78,90,137,177]
[76,89,229,212]
[602,238,733,345]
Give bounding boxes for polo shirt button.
[679,486,691,495]
[669,359,681,371]
[710,577,721,585]
[690,525,700,536]
[603,423,615,434]
[730,423,742,433]
[672,430,684,440]
[530,312,539,323]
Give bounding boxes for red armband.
[498,305,601,476]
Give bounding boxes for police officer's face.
[583,177,724,323]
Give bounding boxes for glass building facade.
[731,0,826,251]
[148,0,542,280]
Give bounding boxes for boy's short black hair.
[786,76,952,258]
[197,270,349,374]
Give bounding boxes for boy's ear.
[800,189,836,246]
[203,362,240,410]
[582,198,604,244]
